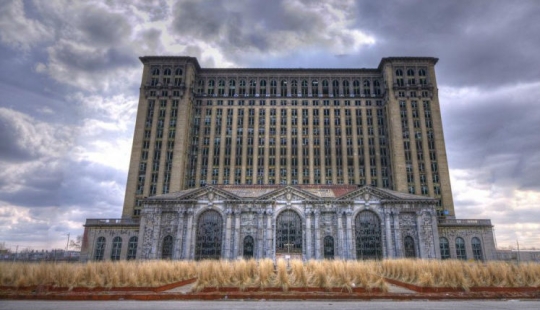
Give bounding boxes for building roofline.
[139,56,202,70]
[378,57,439,70]
[139,56,438,72]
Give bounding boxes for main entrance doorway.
[275,210,302,259]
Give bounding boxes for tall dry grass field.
[2,259,538,291]
[381,259,540,290]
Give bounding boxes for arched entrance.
[404,236,416,258]
[243,236,254,258]
[323,236,335,259]
[355,210,382,260]
[195,210,223,260]
[276,210,302,256]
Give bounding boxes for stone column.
[431,210,441,259]
[183,208,194,259]
[314,209,321,259]
[345,208,353,260]
[337,209,344,259]
[150,209,162,259]
[174,210,185,259]
[393,210,402,257]
[385,210,393,258]
[266,208,273,258]
[137,212,147,260]
[305,207,312,260]
[224,207,233,259]
[233,209,241,259]
[257,208,264,259]
[416,210,425,259]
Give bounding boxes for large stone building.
[80,56,496,262]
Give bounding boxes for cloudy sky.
[1,0,539,252]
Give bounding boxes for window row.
[194,78,383,98]
[439,236,484,261]
[93,236,138,261]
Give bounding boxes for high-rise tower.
[122,57,454,218]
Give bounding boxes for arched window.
[163,68,171,76]
[418,69,427,85]
[455,237,467,260]
[404,236,416,258]
[260,79,267,96]
[276,210,302,254]
[439,237,450,259]
[332,80,339,97]
[322,80,329,96]
[228,79,236,97]
[249,80,256,96]
[373,80,381,95]
[353,80,360,95]
[280,80,288,97]
[301,80,308,96]
[270,80,277,95]
[94,237,106,261]
[311,80,318,96]
[239,80,246,95]
[151,67,160,76]
[111,236,122,261]
[127,236,138,260]
[195,210,223,260]
[355,211,382,260]
[175,68,183,76]
[343,80,350,96]
[197,80,204,94]
[407,69,416,85]
[323,236,334,259]
[396,69,404,86]
[472,237,483,261]
[207,80,215,95]
[363,80,371,96]
[243,236,254,258]
[218,79,225,96]
[291,80,298,96]
[162,235,173,259]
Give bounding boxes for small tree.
[69,235,82,250]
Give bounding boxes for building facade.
[80,56,496,262]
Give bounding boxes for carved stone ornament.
[286,191,292,202]
[207,191,214,202]
[363,192,370,202]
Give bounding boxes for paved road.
[1,300,539,310]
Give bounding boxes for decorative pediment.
[336,186,399,201]
[336,186,435,203]
[257,186,322,202]
[179,186,240,201]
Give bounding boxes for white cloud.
[0,0,53,50]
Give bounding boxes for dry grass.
[3,259,536,291]
[0,261,197,289]
[381,259,540,290]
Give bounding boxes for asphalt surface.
[1,300,540,310]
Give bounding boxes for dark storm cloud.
[170,0,363,64]
[50,41,137,73]
[76,6,132,47]
[353,0,540,87]
[57,159,125,209]
[443,85,540,191]
[0,116,34,163]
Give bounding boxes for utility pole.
[13,245,18,262]
[66,233,70,251]
[66,233,71,260]
[516,239,520,264]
